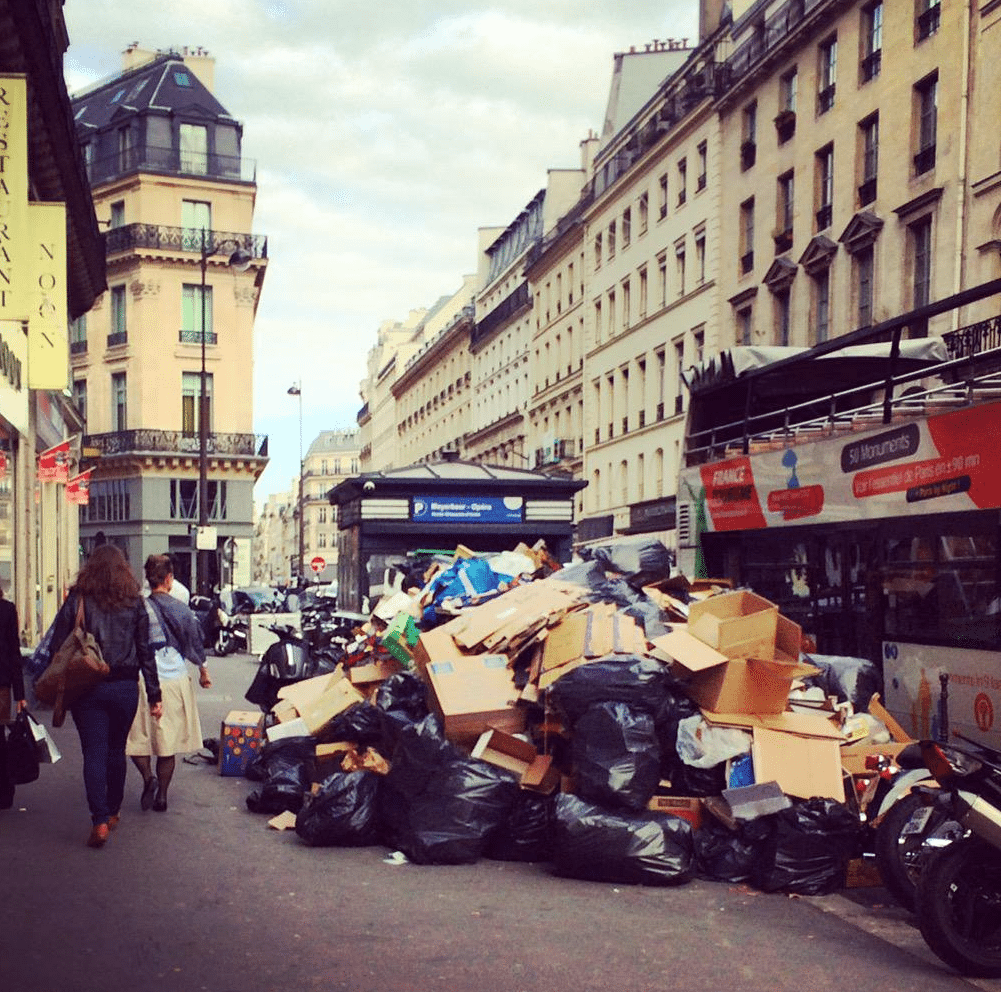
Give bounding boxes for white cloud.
[62,0,699,501]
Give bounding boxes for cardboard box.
[703,782,792,829]
[655,627,818,715]
[298,679,366,736]
[687,590,779,658]
[265,716,310,743]
[219,709,263,777]
[276,671,343,710]
[426,654,525,742]
[751,726,845,802]
[412,624,465,674]
[647,794,704,830]
[380,612,420,665]
[470,728,559,794]
[348,657,404,686]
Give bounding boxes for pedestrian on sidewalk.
[128,554,211,813]
[0,586,27,810]
[33,544,161,848]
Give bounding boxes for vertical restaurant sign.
[0,75,28,321]
[689,398,1001,532]
[66,469,93,505]
[38,438,71,483]
[27,201,68,389]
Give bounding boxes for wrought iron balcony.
[860,50,882,83]
[104,224,267,260]
[84,429,268,459]
[86,145,256,186]
[914,145,936,176]
[917,5,940,41]
[178,329,218,346]
[858,178,878,207]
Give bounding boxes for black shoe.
[152,792,167,812]
[141,777,158,811]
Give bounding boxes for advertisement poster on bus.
[883,640,1001,749]
[683,399,1001,533]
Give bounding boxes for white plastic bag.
[675,714,751,769]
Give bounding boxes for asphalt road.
[2,651,998,992]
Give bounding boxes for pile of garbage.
[233,539,903,894]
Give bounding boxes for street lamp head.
[228,247,253,272]
[287,384,301,396]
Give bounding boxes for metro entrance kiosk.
[328,459,587,613]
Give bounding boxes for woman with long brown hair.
[34,544,161,847]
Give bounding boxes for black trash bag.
[375,671,432,753]
[379,719,519,864]
[551,793,694,886]
[245,736,316,814]
[584,577,648,609]
[325,702,384,748]
[552,557,608,589]
[484,790,554,863]
[802,654,882,713]
[752,798,866,895]
[622,598,671,641]
[548,653,675,728]
[294,771,382,847]
[6,711,40,785]
[572,702,661,811]
[592,539,674,588]
[693,819,766,883]
[652,693,728,798]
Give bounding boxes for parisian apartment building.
[353,0,1001,558]
[70,45,269,593]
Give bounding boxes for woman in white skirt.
[127,555,211,812]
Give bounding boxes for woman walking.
[128,554,211,812]
[34,544,160,847]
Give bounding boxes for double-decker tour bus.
[676,280,1001,748]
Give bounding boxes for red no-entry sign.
[310,556,326,574]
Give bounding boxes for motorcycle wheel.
[916,835,1001,977]
[215,629,234,657]
[873,792,937,912]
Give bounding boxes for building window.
[182,371,213,436]
[859,114,879,206]
[109,200,125,229]
[813,268,831,343]
[655,348,666,421]
[857,246,875,327]
[622,279,631,329]
[739,198,755,275]
[774,290,792,346]
[73,379,87,422]
[638,266,648,318]
[911,215,933,309]
[181,199,212,251]
[776,171,795,252]
[677,158,687,206]
[657,252,668,309]
[594,232,602,269]
[674,340,685,416]
[109,285,127,345]
[70,314,87,354]
[914,73,938,175]
[696,141,708,190]
[658,173,668,219]
[737,306,753,346]
[594,300,602,344]
[816,144,834,231]
[818,36,837,113]
[608,220,617,259]
[695,232,706,286]
[776,68,797,143]
[607,289,616,337]
[861,2,883,82]
[179,123,208,174]
[917,0,941,41]
[111,372,127,431]
[638,192,649,235]
[181,284,214,345]
[117,125,131,172]
[622,207,631,248]
[675,243,686,297]
[740,102,757,170]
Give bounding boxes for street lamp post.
[196,228,252,595]
[287,380,304,586]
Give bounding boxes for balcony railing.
[914,145,936,176]
[740,250,754,275]
[816,204,833,230]
[178,329,218,346]
[774,109,796,143]
[473,282,531,345]
[86,145,257,186]
[860,50,882,82]
[917,4,940,41]
[105,224,268,260]
[107,331,127,347]
[84,429,268,458]
[858,178,878,207]
[70,340,88,355]
[817,84,836,114]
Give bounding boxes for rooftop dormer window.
[111,88,126,103]
[174,71,191,86]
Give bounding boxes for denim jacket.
[35,590,160,705]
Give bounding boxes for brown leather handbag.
[34,597,110,726]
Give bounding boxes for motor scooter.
[913,735,1001,977]
[244,623,339,713]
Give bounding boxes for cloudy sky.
[62,1,700,502]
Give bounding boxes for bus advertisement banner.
[883,640,1001,749]
[684,399,1001,533]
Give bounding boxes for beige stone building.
[71,47,268,593]
[301,429,359,584]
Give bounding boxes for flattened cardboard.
[647,794,704,829]
[426,654,525,742]
[703,782,792,829]
[412,624,465,674]
[267,810,297,830]
[348,657,404,685]
[687,590,778,658]
[265,716,310,742]
[298,679,366,736]
[701,709,845,739]
[752,726,845,802]
[276,671,343,710]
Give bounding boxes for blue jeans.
[71,679,139,825]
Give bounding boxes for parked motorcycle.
[244,623,339,713]
[214,611,249,656]
[913,736,1001,977]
